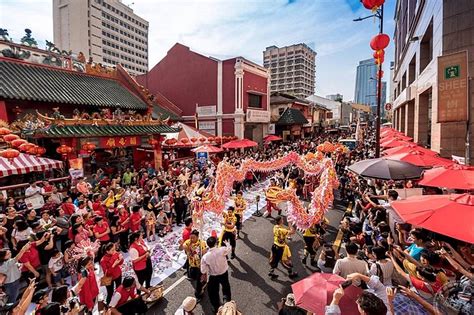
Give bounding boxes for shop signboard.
[268,124,275,134]
[197,105,217,116]
[246,109,271,123]
[198,121,216,135]
[437,51,468,122]
[99,136,142,148]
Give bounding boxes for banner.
[437,51,469,122]
[25,194,45,210]
[99,136,141,148]
[69,157,83,170]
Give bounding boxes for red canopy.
[382,144,438,157]
[381,134,413,142]
[191,145,223,153]
[386,151,453,168]
[380,138,412,148]
[291,273,362,314]
[263,135,282,142]
[419,164,474,190]
[222,139,258,149]
[391,194,474,243]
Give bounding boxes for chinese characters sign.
[99,136,142,148]
[437,51,468,122]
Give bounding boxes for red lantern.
[362,0,385,11]
[36,147,46,156]
[11,139,27,148]
[0,127,11,136]
[377,70,384,78]
[207,137,215,142]
[215,136,222,142]
[370,34,390,51]
[199,137,206,143]
[375,55,385,65]
[190,137,197,143]
[181,138,190,144]
[19,143,34,152]
[82,142,96,153]
[56,145,72,156]
[373,50,385,59]
[1,148,20,162]
[164,138,176,146]
[3,134,19,143]
[148,139,159,146]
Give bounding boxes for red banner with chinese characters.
[99,136,141,148]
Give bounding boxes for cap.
[285,293,296,307]
[182,296,197,312]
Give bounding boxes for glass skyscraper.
[354,58,386,112]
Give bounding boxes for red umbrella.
[419,164,474,190]
[386,151,453,168]
[391,194,474,243]
[381,129,401,137]
[380,138,412,148]
[292,273,362,314]
[382,144,438,157]
[222,139,258,149]
[263,135,282,142]
[191,144,223,153]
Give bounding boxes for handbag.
[100,275,113,286]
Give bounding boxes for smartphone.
[81,268,88,278]
[341,280,352,289]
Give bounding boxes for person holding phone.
[77,256,99,313]
[0,243,31,303]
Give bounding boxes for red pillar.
[0,101,8,122]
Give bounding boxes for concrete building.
[354,58,387,112]
[391,0,474,164]
[53,0,149,75]
[326,94,344,101]
[137,43,271,142]
[263,44,316,99]
[307,95,352,127]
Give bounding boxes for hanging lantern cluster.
[361,0,385,12]
[164,138,177,146]
[181,138,190,145]
[82,142,96,153]
[56,145,73,157]
[0,148,20,162]
[370,33,389,67]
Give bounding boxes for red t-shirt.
[410,275,443,295]
[119,212,130,230]
[182,227,192,242]
[92,202,105,217]
[61,203,76,216]
[130,212,142,232]
[19,243,41,272]
[100,252,123,279]
[93,222,110,242]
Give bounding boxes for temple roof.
[276,107,309,125]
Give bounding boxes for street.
[148,198,346,314]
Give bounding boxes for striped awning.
[0,153,63,178]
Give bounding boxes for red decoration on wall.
[361,0,385,11]
[370,34,390,51]
[0,127,11,136]
[56,145,73,156]
[19,143,35,152]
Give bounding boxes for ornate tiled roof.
[276,108,309,125]
[0,59,148,110]
[30,124,178,138]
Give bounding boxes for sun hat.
[182,296,197,312]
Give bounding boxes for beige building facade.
[263,44,316,99]
[53,0,148,75]
[391,0,474,164]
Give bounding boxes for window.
[248,93,262,108]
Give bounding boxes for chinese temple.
[0,28,180,173]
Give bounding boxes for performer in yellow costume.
[182,230,207,299]
[233,191,247,238]
[302,223,321,267]
[268,216,298,279]
[219,206,237,259]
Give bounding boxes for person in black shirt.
[36,230,56,288]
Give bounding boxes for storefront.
[244,109,271,143]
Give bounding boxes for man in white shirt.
[25,181,42,197]
[200,237,232,313]
[333,242,368,279]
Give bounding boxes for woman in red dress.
[77,256,99,313]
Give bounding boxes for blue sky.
[0,0,395,101]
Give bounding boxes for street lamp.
[354,4,384,158]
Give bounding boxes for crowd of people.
[0,127,471,315]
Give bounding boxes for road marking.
[163,275,187,296]
[333,202,353,253]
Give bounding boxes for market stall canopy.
[291,273,362,314]
[418,164,474,190]
[382,144,438,157]
[380,138,412,148]
[348,158,424,180]
[0,153,63,177]
[191,145,223,153]
[381,134,413,142]
[222,139,258,149]
[391,194,474,244]
[164,122,215,146]
[263,135,282,142]
[385,151,453,168]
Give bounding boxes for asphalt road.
[148,198,346,315]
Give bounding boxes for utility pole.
[375,5,384,158]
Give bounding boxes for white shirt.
[333,256,368,278]
[25,186,41,197]
[48,254,64,272]
[200,244,231,276]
